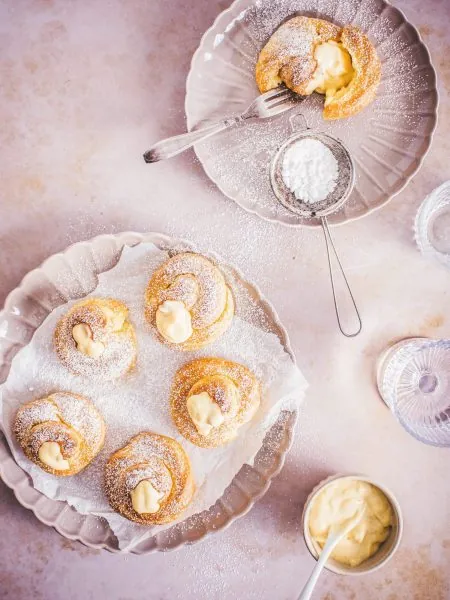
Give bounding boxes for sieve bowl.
[270,130,355,221]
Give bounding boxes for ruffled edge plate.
[0,231,298,553]
[185,0,438,227]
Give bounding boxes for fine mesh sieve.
[270,125,362,337]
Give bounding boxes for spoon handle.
[297,536,337,600]
[298,507,365,600]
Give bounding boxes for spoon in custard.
[297,504,366,600]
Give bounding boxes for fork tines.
[263,86,295,103]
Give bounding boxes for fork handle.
[143,118,239,163]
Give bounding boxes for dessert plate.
[0,232,297,553]
[185,0,438,227]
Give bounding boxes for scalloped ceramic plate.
[185,0,438,227]
[0,232,298,554]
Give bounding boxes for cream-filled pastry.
[105,432,195,525]
[145,252,234,351]
[170,358,261,448]
[256,16,381,120]
[54,297,137,380]
[14,392,105,476]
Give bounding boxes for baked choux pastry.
[256,16,381,120]
[105,432,195,525]
[54,297,137,380]
[14,392,106,476]
[145,252,234,351]
[170,358,261,448]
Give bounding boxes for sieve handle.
[289,113,309,133]
[321,218,362,337]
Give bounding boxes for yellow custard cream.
[305,41,354,101]
[309,479,394,567]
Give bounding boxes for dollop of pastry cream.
[309,479,394,567]
[305,41,354,103]
[38,441,70,471]
[131,480,164,514]
[72,323,105,358]
[187,391,225,436]
[155,300,193,344]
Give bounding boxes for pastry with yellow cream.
[105,432,195,525]
[145,252,234,351]
[256,16,381,120]
[170,358,261,448]
[14,392,105,476]
[54,297,137,380]
[308,478,394,567]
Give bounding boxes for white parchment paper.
[0,243,307,549]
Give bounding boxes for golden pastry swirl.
[14,392,106,476]
[324,26,381,120]
[170,358,261,448]
[256,16,381,120]
[256,17,341,95]
[145,252,234,351]
[54,297,137,380]
[105,432,195,525]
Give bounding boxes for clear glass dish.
[414,181,450,268]
[377,338,450,447]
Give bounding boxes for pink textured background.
[1,0,450,598]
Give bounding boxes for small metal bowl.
[270,130,355,220]
[302,474,403,575]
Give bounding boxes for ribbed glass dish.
[377,338,450,447]
[414,181,450,269]
[0,232,298,553]
[185,0,438,227]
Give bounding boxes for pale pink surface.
[0,0,450,598]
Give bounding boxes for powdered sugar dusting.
[0,242,307,549]
[105,433,192,525]
[170,358,261,448]
[53,392,104,445]
[258,16,318,85]
[186,0,437,226]
[14,400,59,444]
[148,252,227,329]
[54,299,137,380]
[14,393,104,449]
[13,392,105,473]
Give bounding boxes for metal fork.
[143,86,300,163]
